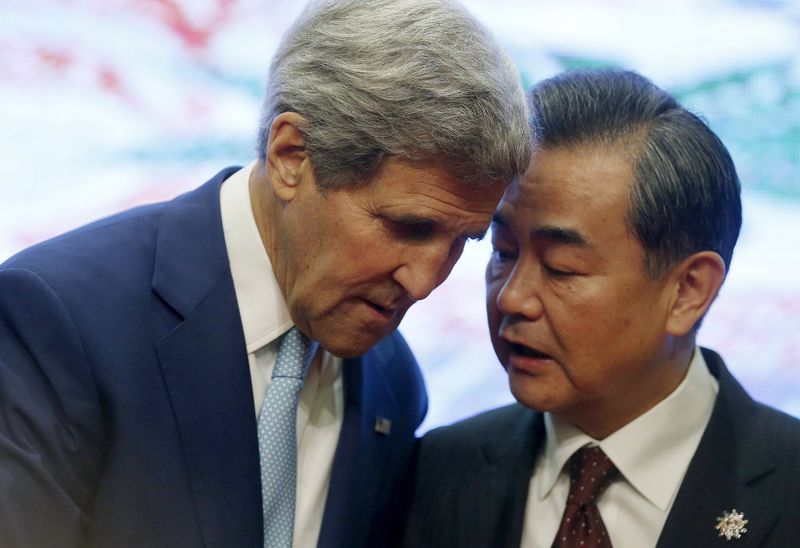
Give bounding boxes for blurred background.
[1,0,798,432]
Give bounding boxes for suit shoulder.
[423,403,531,451]
[364,330,428,426]
[370,331,423,385]
[754,400,800,426]
[2,202,165,279]
[751,400,800,447]
[707,347,800,451]
[372,330,415,360]
[412,403,539,503]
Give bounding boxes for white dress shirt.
[220,161,344,548]
[521,348,719,548]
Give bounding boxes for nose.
[494,264,543,320]
[393,241,462,302]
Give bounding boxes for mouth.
[361,298,397,320]
[501,336,556,375]
[509,342,553,360]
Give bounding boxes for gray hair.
[529,69,742,278]
[257,0,532,189]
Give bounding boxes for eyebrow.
[391,214,487,241]
[534,225,588,246]
[492,212,588,247]
[391,214,435,228]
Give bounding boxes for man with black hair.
[404,69,800,548]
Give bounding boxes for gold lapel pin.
[715,509,748,540]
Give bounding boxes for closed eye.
[543,264,575,277]
[387,218,436,242]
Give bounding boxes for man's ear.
[266,112,310,202]
[665,251,726,336]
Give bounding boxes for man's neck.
[562,339,696,439]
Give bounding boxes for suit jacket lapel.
[318,345,404,548]
[153,169,262,548]
[473,407,543,548]
[656,349,779,548]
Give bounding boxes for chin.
[318,333,381,359]
[306,313,391,357]
[508,375,558,413]
[325,346,367,359]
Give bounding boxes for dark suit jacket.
[0,167,427,547]
[403,348,800,547]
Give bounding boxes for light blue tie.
[258,327,318,548]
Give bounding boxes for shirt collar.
[539,347,719,510]
[219,160,293,352]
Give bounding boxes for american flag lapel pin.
[374,416,391,435]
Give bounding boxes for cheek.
[486,300,500,340]
[485,276,502,323]
[595,283,655,335]
[551,294,639,371]
[342,247,405,289]
[544,293,606,351]
[485,280,507,360]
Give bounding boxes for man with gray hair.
[0,1,531,546]
[404,69,800,547]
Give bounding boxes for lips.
[510,342,553,360]
[365,299,394,317]
[501,335,556,375]
[359,296,406,323]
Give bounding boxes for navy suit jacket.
[403,348,800,547]
[0,167,427,547]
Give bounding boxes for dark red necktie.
[552,446,619,548]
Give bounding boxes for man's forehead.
[376,170,503,222]
[492,198,592,248]
[380,194,497,240]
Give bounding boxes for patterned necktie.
[257,327,318,548]
[552,446,620,548]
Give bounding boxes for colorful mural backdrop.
[2,0,798,431]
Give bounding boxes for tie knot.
[566,446,619,507]
[273,327,318,380]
